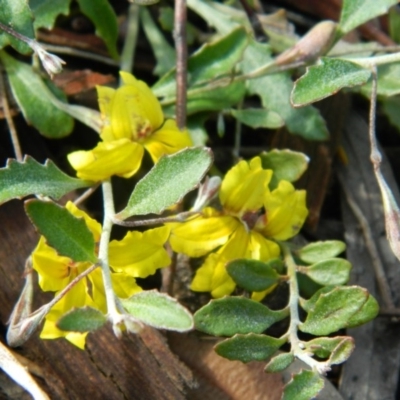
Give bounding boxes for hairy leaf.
[297,240,346,264]
[57,307,106,332]
[0,156,92,205]
[264,352,295,373]
[283,370,324,400]
[25,200,97,263]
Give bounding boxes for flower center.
[241,211,260,230]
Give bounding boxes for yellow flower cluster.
[67,72,192,182]
[169,157,308,300]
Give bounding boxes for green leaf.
[361,63,400,97]
[226,258,281,292]
[346,294,379,327]
[241,41,328,140]
[300,286,369,335]
[338,0,398,36]
[260,149,309,190]
[283,370,324,400]
[25,200,97,263]
[30,0,71,30]
[264,352,295,373]
[77,0,118,59]
[140,7,175,77]
[57,307,106,332]
[121,290,194,332]
[153,27,248,98]
[0,156,92,205]
[0,51,74,138]
[291,58,371,106]
[300,286,336,313]
[117,147,213,219]
[297,240,346,264]
[194,297,288,336]
[389,7,400,43]
[328,337,355,366]
[0,0,34,54]
[382,96,400,132]
[230,108,284,129]
[304,336,354,359]
[298,258,351,286]
[215,333,285,363]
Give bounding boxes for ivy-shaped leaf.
[291,58,371,107]
[57,307,106,332]
[194,297,288,336]
[25,200,97,263]
[338,0,398,36]
[77,0,118,59]
[30,0,71,30]
[215,333,286,363]
[297,240,346,264]
[283,370,324,400]
[117,147,213,219]
[121,290,194,332]
[0,0,34,54]
[0,51,74,138]
[0,156,92,205]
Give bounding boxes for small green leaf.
[300,286,369,335]
[194,297,288,336]
[291,58,371,107]
[121,290,194,332]
[283,370,324,400]
[226,258,281,292]
[0,51,74,138]
[297,240,346,264]
[57,307,106,332]
[77,0,118,59]
[153,27,248,98]
[25,200,97,263]
[215,333,285,363]
[338,0,398,36]
[0,157,92,205]
[304,336,353,359]
[299,258,351,286]
[264,352,295,373]
[300,286,335,313]
[0,0,34,54]
[230,108,284,129]
[140,7,175,77]
[30,0,71,30]
[346,294,379,327]
[117,147,213,219]
[241,41,329,141]
[361,63,400,97]
[260,149,309,189]
[328,337,355,366]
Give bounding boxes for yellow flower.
[169,157,308,299]
[32,202,171,348]
[67,72,192,181]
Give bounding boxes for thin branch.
[174,0,188,130]
[112,211,199,227]
[73,184,100,206]
[120,3,140,73]
[0,67,22,160]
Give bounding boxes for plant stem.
[282,243,330,374]
[346,51,400,68]
[120,3,140,74]
[99,180,124,328]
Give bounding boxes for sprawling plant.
[1,0,400,398]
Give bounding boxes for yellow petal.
[111,272,142,298]
[191,224,249,298]
[40,279,94,348]
[220,157,272,216]
[66,201,102,241]
[32,237,72,292]
[98,72,164,141]
[248,230,280,260]
[251,283,278,302]
[169,212,239,257]
[68,139,144,181]
[109,226,171,278]
[143,120,193,162]
[260,180,308,240]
